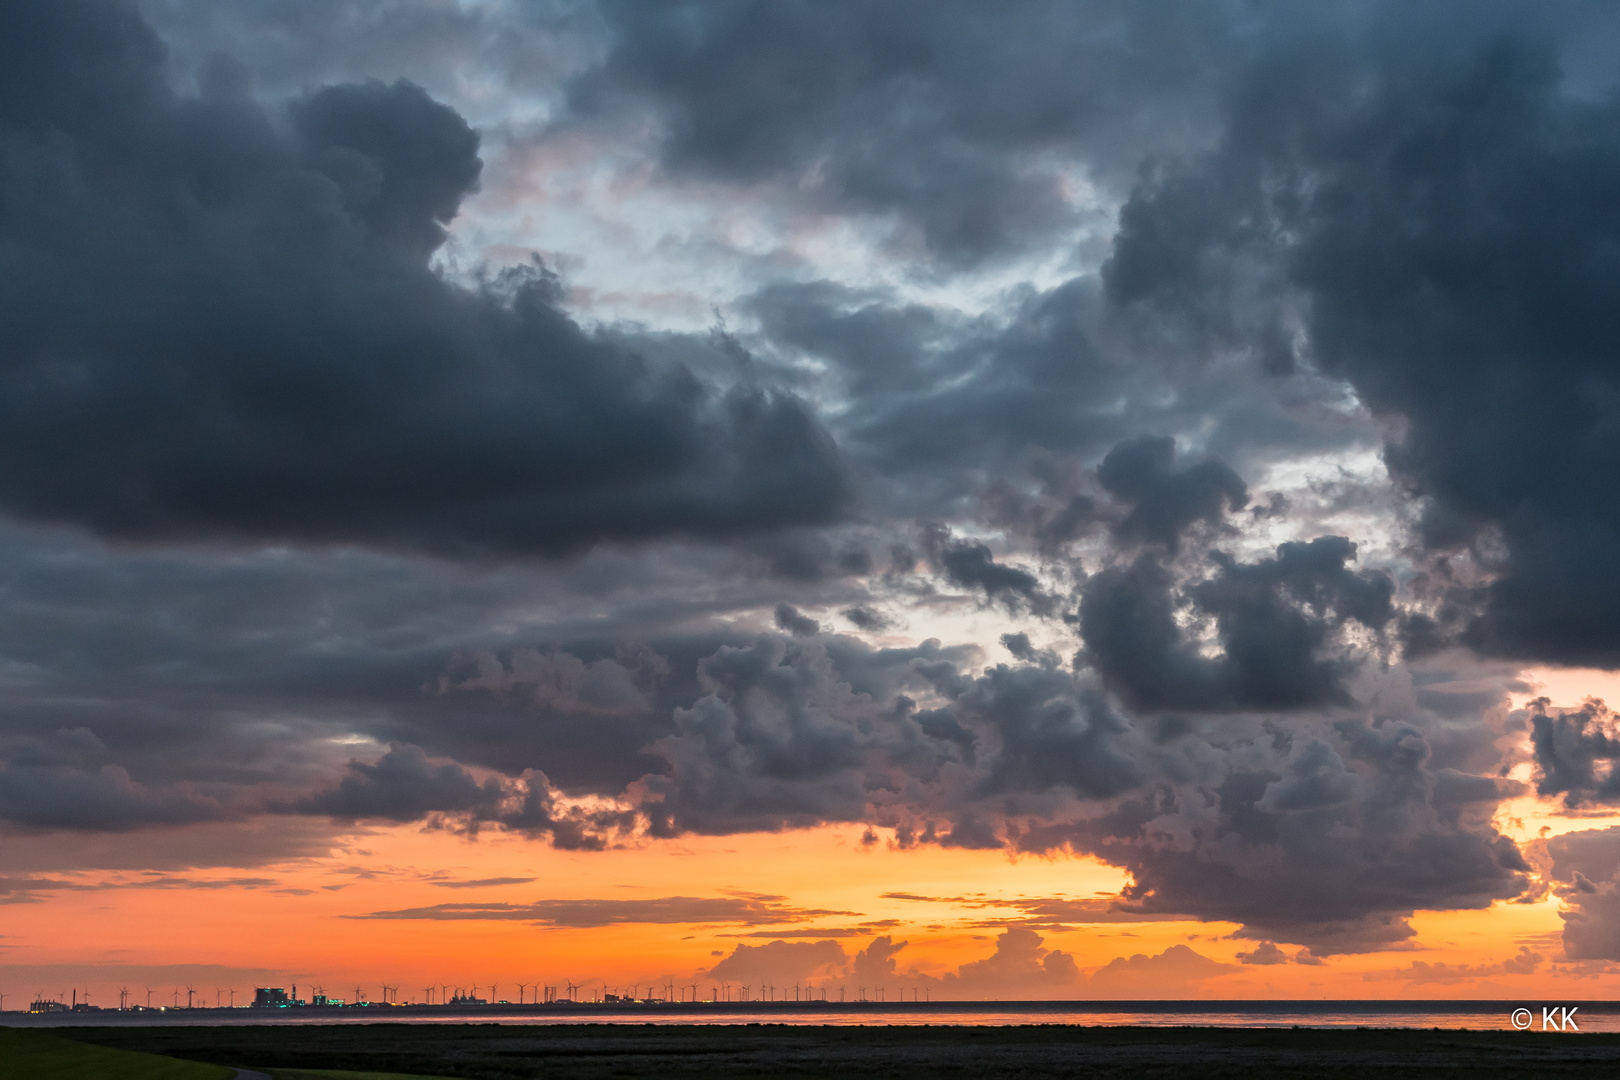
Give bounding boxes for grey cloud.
[0,875,89,904]
[1102,6,1620,666]
[638,632,1149,843]
[842,605,894,632]
[1544,827,1620,961]
[640,634,974,836]
[0,758,225,833]
[958,665,1145,802]
[290,743,632,850]
[1233,941,1290,965]
[427,877,536,889]
[297,743,502,822]
[1256,739,1358,813]
[1026,715,1531,954]
[773,603,821,637]
[1080,537,1394,712]
[922,525,1051,614]
[570,0,1257,267]
[350,893,842,927]
[1529,698,1620,807]
[878,892,1178,927]
[0,0,1592,972]
[747,279,1375,521]
[1097,435,1248,551]
[0,0,846,559]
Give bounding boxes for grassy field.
[0,1027,235,1080]
[266,1072,444,1080]
[40,1021,1620,1079]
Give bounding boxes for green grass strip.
[267,1071,449,1080]
[0,1027,236,1080]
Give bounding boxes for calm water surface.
[7,1000,1620,1031]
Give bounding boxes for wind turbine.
[145,987,154,1008]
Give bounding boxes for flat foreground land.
[43,1022,1620,1079]
[0,1028,234,1080]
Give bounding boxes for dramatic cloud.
[1079,535,1395,712]
[0,0,845,558]
[1102,5,1620,665]
[2,0,1617,975]
[1530,698,1620,807]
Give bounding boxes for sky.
[4,0,1620,1006]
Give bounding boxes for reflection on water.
[8,1001,1620,1032]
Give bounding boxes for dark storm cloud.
[139,0,600,106]
[295,743,505,822]
[1025,713,1532,954]
[956,665,1144,801]
[773,604,821,638]
[638,634,981,837]
[1529,698,1620,807]
[0,728,226,832]
[1079,536,1394,712]
[570,0,1256,266]
[631,630,1164,844]
[0,0,1601,967]
[921,526,1051,614]
[0,0,845,558]
[1097,435,1248,551]
[1102,4,1620,665]
[291,743,635,850]
[841,605,894,632]
[743,277,1376,524]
